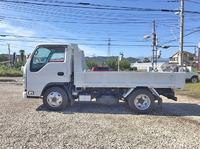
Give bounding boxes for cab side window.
[30,46,65,72]
[49,52,65,62]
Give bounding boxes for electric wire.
[0,0,199,54]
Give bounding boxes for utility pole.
[179,0,184,66]
[155,34,158,70]
[7,43,11,68]
[107,38,111,59]
[152,20,156,70]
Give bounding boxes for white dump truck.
[23,43,185,113]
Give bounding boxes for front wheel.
[128,89,155,114]
[43,87,69,111]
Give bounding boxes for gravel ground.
[0,77,200,149]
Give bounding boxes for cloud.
[0,21,107,56]
[32,22,107,56]
[0,21,36,53]
[78,45,107,57]
[0,22,35,37]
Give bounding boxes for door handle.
[57,72,64,76]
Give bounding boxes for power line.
[0,4,137,22]
[0,0,184,13]
[0,15,151,24]
[1,2,177,19]
[0,0,187,25]
[0,4,163,25]
[0,34,152,43]
[0,6,178,24]
[184,29,200,37]
[0,38,197,48]
[160,29,200,45]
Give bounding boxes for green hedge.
[0,65,23,77]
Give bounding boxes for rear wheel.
[191,76,198,83]
[43,87,68,111]
[128,89,155,114]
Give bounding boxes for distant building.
[169,51,196,66]
[131,62,167,72]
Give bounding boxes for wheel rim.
[191,78,197,83]
[134,94,151,110]
[47,92,63,107]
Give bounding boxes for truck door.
[26,45,71,97]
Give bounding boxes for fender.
[41,82,74,105]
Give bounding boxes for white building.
[131,62,167,72]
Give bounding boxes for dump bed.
[72,44,185,89]
[74,71,185,89]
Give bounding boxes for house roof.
[170,51,195,57]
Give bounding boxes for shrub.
[119,59,131,70]
[106,59,117,70]
[13,61,24,69]
[0,65,23,77]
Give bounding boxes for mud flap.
[154,88,177,101]
[149,88,163,108]
[158,98,162,108]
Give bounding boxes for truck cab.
[23,44,73,98]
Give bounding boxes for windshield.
[30,46,65,72]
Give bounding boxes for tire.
[43,87,68,111]
[191,76,198,83]
[128,89,155,114]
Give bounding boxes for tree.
[19,50,25,62]
[106,59,117,70]
[119,59,131,70]
[86,60,98,69]
[106,59,131,71]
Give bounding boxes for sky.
[0,0,199,59]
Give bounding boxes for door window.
[30,46,65,72]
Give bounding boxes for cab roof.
[37,43,71,46]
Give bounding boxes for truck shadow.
[36,101,200,116]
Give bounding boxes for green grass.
[179,75,200,95]
[0,68,23,77]
[0,61,24,77]
[184,82,200,94]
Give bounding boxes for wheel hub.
[52,97,57,102]
[137,97,145,104]
[47,92,63,107]
[134,94,151,110]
